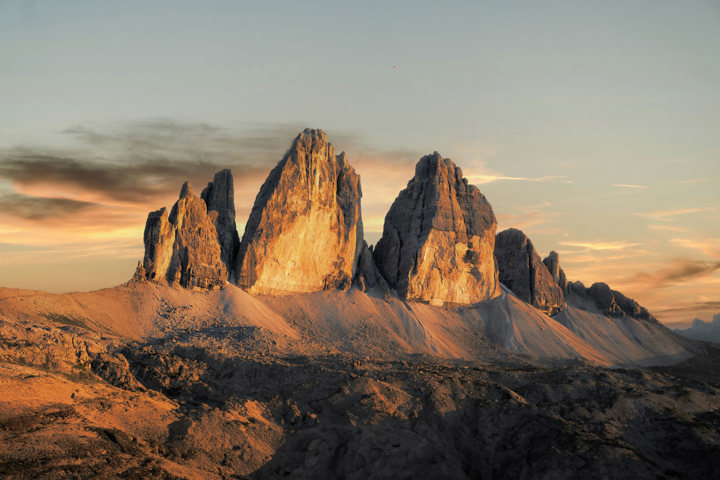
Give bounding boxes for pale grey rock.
[373,152,501,305]
[495,228,565,316]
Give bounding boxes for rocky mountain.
[373,152,500,306]
[235,129,364,294]
[494,228,565,316]
[675,313,720,344]
[140,181,227,289]
[566,280,657,323]
[4,126,720,478]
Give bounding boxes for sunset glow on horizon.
[1,1,718,327]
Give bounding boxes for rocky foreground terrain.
[2,128,719,478]
[1,284,719,480]
[0,312,719,479]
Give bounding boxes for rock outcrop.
[495,228,565,316]
[566,281,657,323]
[141,181,227,289]
[543,251,567,291]
[373,152,500,305]
[235,129,363,294]
[201,169,240,280]
[353,241,390,296]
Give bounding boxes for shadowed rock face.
[543,250,567,291]
[141,181,227,289]
[235,129,363,294]
[495,228,565,316]
[373,152,500,305]
[201,169,240,280]
[567,281,657,323]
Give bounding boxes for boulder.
[235,129,363,294]
[373,152,500,305]
[495,228,565,316]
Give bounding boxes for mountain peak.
[235,129,364,294]
[374,152,500,305]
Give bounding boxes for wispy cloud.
[559,240,641,251]
[496,201,556,231]
[465,174,567,184]
[669,238,720,258]
[612,183,649,189]
[629,259,720,288]
[648,224,690,233]
[633,207,714,221]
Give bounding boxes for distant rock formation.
[141,181,227,289]
[494,228,565,316]
[543,251,567,291]
[235,129,364,294]
[676,313,720,344]
[201,169,240,280]
[566,281,657,323]
[373,152,500,305]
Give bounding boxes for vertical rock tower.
[235,129,364,294]
[201,169,240,280]
[141,180,228,289]
[373,152,501,305]
[494,228,565,315]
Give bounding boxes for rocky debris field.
[2,319,720,479]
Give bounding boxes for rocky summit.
[495,228,566,316]
[373,152,500,305]
[140,181,227,289]
[235,129,364,294]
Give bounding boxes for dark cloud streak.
[0,193,97,220]
[630,259,720,288]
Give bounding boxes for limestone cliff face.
[201,169,240,280]
[235,129,363,294]
[141,181,227,290]
[373,152,500,305]
[495,228,565,316]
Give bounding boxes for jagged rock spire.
[235,128,364,294]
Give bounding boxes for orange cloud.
[559,240,642,251]
[669,238,720,258]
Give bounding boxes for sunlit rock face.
[141,181,228,290]
[201,169,240,280]
[235,129,364,294]
[373,152,501,305]
[495,228,566,316]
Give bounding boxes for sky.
[0,0,718,327]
